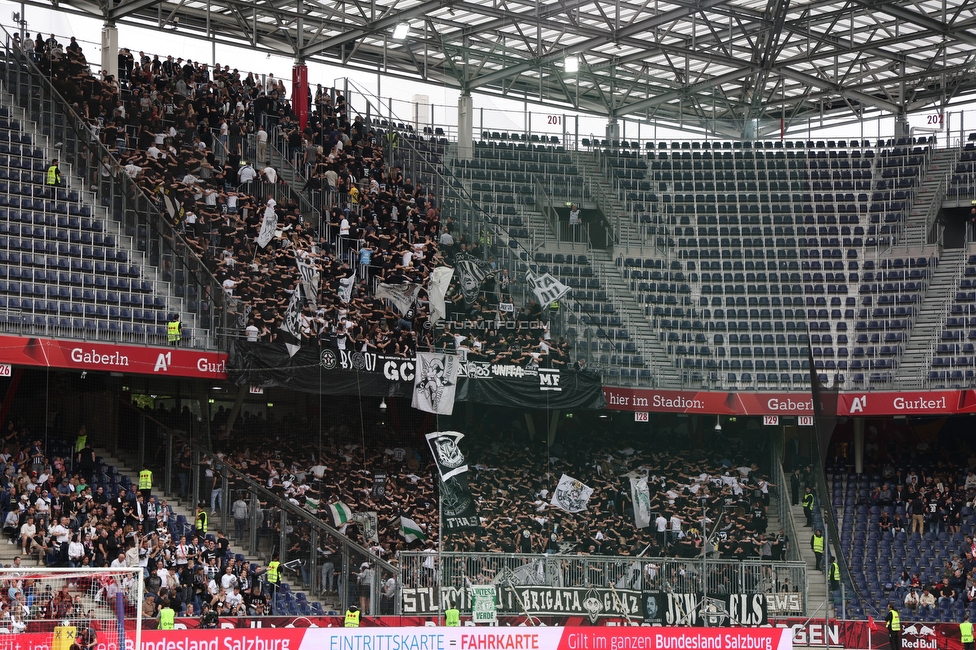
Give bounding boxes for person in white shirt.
[654,513,668,547]
[669,514,682,544]
[19,517,36,555]
[262,166,277,184]
[146,144,161,159]
[245,322,259,342]
[238,164,257,185]
[256,126,268,163]
[67,534,85,567]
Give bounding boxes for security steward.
[167,315,182,346]
[266,553,281,613]
[195,504,209,537]
[45,159,62,198]
[159,604,176,630]
[961,614,974,650]
[139,464,153,501]
[344,604,361,627]
[828,558,841,592]
[811,529,824,571]
[886,603,901,650]
[802,487,815,527]
[445,606,460,626]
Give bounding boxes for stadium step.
[894,247,967,383]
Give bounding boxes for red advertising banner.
[1,625,794,650]
[0,334,228,379]
[606,387,976,417]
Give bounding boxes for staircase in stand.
[894,247,966,384]
[903,148,960,246]
[587,249,682,386]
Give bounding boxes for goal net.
[0,566,143,650]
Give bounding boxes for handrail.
[0,28,232,348]
[116,400,401,614]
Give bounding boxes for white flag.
[279,288,303,357]
[338,271,356,303]
[629,476,652,529]
[375,282,421,315]
[525,270,570,309]
[352,511,380,544]
[295,256,320,310]
[400,516,427,543]
[550,474,593,514]
[257,200,278,248]
[412,352,459,415]
[428,266,454,324]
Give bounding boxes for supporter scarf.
[525,270,570,309]
[454,253,495,305]
[413,353,460,415]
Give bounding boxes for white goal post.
[0,566,143,650]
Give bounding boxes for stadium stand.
[827,431,976,622]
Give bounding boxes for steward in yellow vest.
[887,604,901,650]
[167,316,182,346]
[159,606,175,630]
[195,506,209,536]
[139,466,152,500]
[266,553,281,613]
[344,605,361,627]
[961,614,974,650]
[445,607,460,626]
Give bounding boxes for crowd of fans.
[849,439,976,618]
[146,402,783,571]
[26,33,574,368]
[0,413,311,625]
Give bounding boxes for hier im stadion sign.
[605,387,976,417]
[0,334,227,379]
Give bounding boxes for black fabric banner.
[440,475,480,532]
[227,341,607,410]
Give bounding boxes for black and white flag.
[338,271,356,303]
[550,474,594,514]
[629,476,652,529]
[455,253,495,305]
[295,256,320,310]
[375,282,421,315]
[525,270,570,309]
[351,511,379,544]
[257,199,278,248]
[413,352,460,415]
[425,431,468,481]
[278,288,303,357]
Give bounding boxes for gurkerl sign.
[604,387,976,417]
[0,334,228,379]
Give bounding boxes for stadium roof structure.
[32,0,976,137]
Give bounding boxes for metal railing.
[399,552,808,618]
[113,402,401,616]
[0,28,232,349]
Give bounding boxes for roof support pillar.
[101,21,119,82]
[457,93,473,160]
